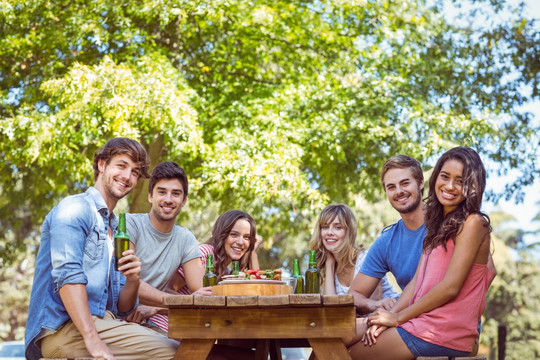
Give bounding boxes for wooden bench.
[40,358,105,360]
[416,356,487,360]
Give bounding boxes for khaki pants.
[41,311,178,360]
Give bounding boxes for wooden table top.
[163,293,355,308]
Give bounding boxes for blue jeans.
[397,327,469,358]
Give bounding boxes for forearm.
[249,251,260,270]
[137,280,168,307]
[59,284,100,340]
[183,258,205,293]
[349,291,381,314]
[323,262,336,295]
[118,278,140,312]
[390,281,415,313]
[396,282,455,324]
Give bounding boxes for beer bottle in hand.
[114,213,130,271]
[203,254,218,286]
[232,260,240,275]
[305,250,320,294]
[292,258,304,294]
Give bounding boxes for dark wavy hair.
[93,137,150,181]
[148,161,188,199]
[424,147,491,252]
[206,210,257,280]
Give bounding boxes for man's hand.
[191,286,213,296]
[83,332,116,360]
[375,297,397,311]
[125,305,159,324]
[117,249,141,282]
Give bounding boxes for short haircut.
[381,155,424,190]
[148,161,189,198]
[93,138,150,181]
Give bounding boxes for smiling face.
[97,154,141,203]
[224,219,251,262]
[321,216,347,253]
[148,178,186,224]
[435,158,465,216]
[383,167,424,214]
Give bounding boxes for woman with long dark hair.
[349,147,496,359]
[149,210,261,332]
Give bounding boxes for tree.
[1,1,538,262]
[1,0,538,265]
[482,209,540,360]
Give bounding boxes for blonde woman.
[309,204,399,300]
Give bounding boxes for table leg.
[255,339,270,360]
[308,338,351,360]
[173,339,215,360]
[269,339,283,360]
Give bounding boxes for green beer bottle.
[114,213,130,271]
[232,260,240,275]
[203,254,218,286]
[305,250,320,294]
[292,258,304,294]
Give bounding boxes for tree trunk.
[129,133,165,213]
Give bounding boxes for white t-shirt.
[334,250,400,298]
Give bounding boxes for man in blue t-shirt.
[348,155,426,315]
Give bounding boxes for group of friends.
[24,137,496,360]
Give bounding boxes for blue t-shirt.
[360,220,426,290]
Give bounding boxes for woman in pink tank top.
[349,147,496,360]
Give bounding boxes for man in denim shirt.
[25,138,178,360]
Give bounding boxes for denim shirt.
[25,187,137,360]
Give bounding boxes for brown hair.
[206,210,257,281]
[93,138,150,181]
[381,155,424,193]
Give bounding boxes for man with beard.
[25,138,179,360]
[125,161,206,331]
[348,155,426,315]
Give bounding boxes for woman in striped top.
[150,210,262,331]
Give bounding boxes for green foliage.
[0,0,539,344]
[483,237,540,360]
[1,1,538,266]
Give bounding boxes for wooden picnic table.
[163,293,356,360]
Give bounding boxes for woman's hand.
[362,324,388,346]
[254,234,263,252]
[325,252,336,269]
[367,308,399,328]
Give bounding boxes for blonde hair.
[309,204,363,285]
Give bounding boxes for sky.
[439,0,540,245]
[481,0,540,244]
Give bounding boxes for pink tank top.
[399,240,495,352]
